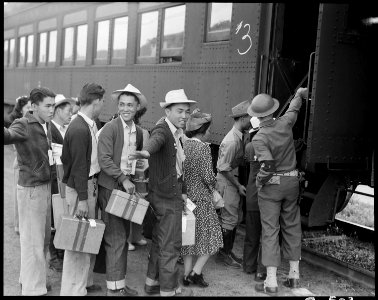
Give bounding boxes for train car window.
[111,16,128,63]
[8,38,15,67]
[38,32,47,66]
[48,30,57,63]
[76,24,87,64]
[206,3,233,42]
[63,27,74,63]
[26,35,34,65]
[4,40,9,67]
[95,20,110,63]
[137,10,159,63]
[160,4,186,63]
[18,36,26,67]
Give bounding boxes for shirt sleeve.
[281,94,303,127]
[252,136,276,186]
[143,126,167,154]
[217,140,238,172]
[4,119,28,145]
[244,142,256,163]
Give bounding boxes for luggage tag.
[267,175,280,185]
[48,149,54,166]
[185,198,196,212]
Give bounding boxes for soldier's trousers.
[146,190,182,296]
[258,176,301,267]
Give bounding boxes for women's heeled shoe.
[187,271,209,288]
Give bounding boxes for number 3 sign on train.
[235,21,252,56]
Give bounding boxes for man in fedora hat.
[48,94,76,272]
[129,89,196,296]
[96,83,147,296]
[248,88,308,294]
[243,117,267,281]
[215,100,252,269]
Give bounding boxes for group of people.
[4,80,308,296]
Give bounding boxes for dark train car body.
[4,3,375,227]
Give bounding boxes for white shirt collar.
[232,126,243,141]
[119,116,136,132]
[78,111,94,128]
[165,118,183,138]
[51,119,66,131]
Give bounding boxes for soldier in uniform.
[248,88,308,294]
[215,100,252,268]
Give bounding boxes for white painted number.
[236,21,252,56]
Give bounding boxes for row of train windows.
[4,3,232,67]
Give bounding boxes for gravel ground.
[3,145,375,296]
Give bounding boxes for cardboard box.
[52,193,69,230]
[53,215,105,254]
[105,189,149,225]
[182,209,196,246]
[56,164,66,198]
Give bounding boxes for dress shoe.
[134,239,147,246]
[177,255,184,265]
[230,251,243,264]
[144,284,160,295]
[216,251,241,269]
[254,272,267,282]
[128,243,136,251]
[49,259,63,272]
[186,271,209,288]
[182,275,191,286]
[107,286,138,296]
[243,267,255,274]
[86,284,102,293]
[283,278,300,288]
[173,287,193,296]
[255,282,278,294]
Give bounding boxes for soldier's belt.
[273,170,298,177]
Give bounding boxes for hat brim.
[55,99,76,109]
[228,112,250,118]
[247,98,279,117]
[160,100,196,109]
[112,90,148,110]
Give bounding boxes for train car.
[4,2,375,227]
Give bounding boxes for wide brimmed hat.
[54,94,76,109]
[186,108,212,131]
[229,100,251,118]
[249,116,260,133]
[247,93,279,117]
[160,89,196,108]
[112,84,147,110]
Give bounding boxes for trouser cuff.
[106,279,125,290]
[160,286,180,297]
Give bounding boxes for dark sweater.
[144,120,187,198]
[61,114,92,200]
[97,117,143,191]
[4,112,52,186]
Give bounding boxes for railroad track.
[334,217,374,242]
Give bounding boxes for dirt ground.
[2,145,375,297]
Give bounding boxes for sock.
[264,266,278,287]
[289,260,300,279]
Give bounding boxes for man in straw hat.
[96,83,147,296]
[247,88,308,294]
[215,100,252,269]
[129,89,196,296]
[49,94,76,272]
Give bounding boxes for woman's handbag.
[212,190,224,209]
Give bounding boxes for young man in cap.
[48,94,76,272]
[130,89,196,296]
[243,117,266,281]
[60,83,105,296]
[248,88,308,294]
[4,87,56,296]
[96,84,148,296]
[215,100,252,268]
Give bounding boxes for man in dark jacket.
[48,94,75,272]
[60,83,105,296]
[130,89,196,296]
[4,86,56,296]
[97,84,147,296]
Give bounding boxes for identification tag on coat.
[48,149,54,166]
